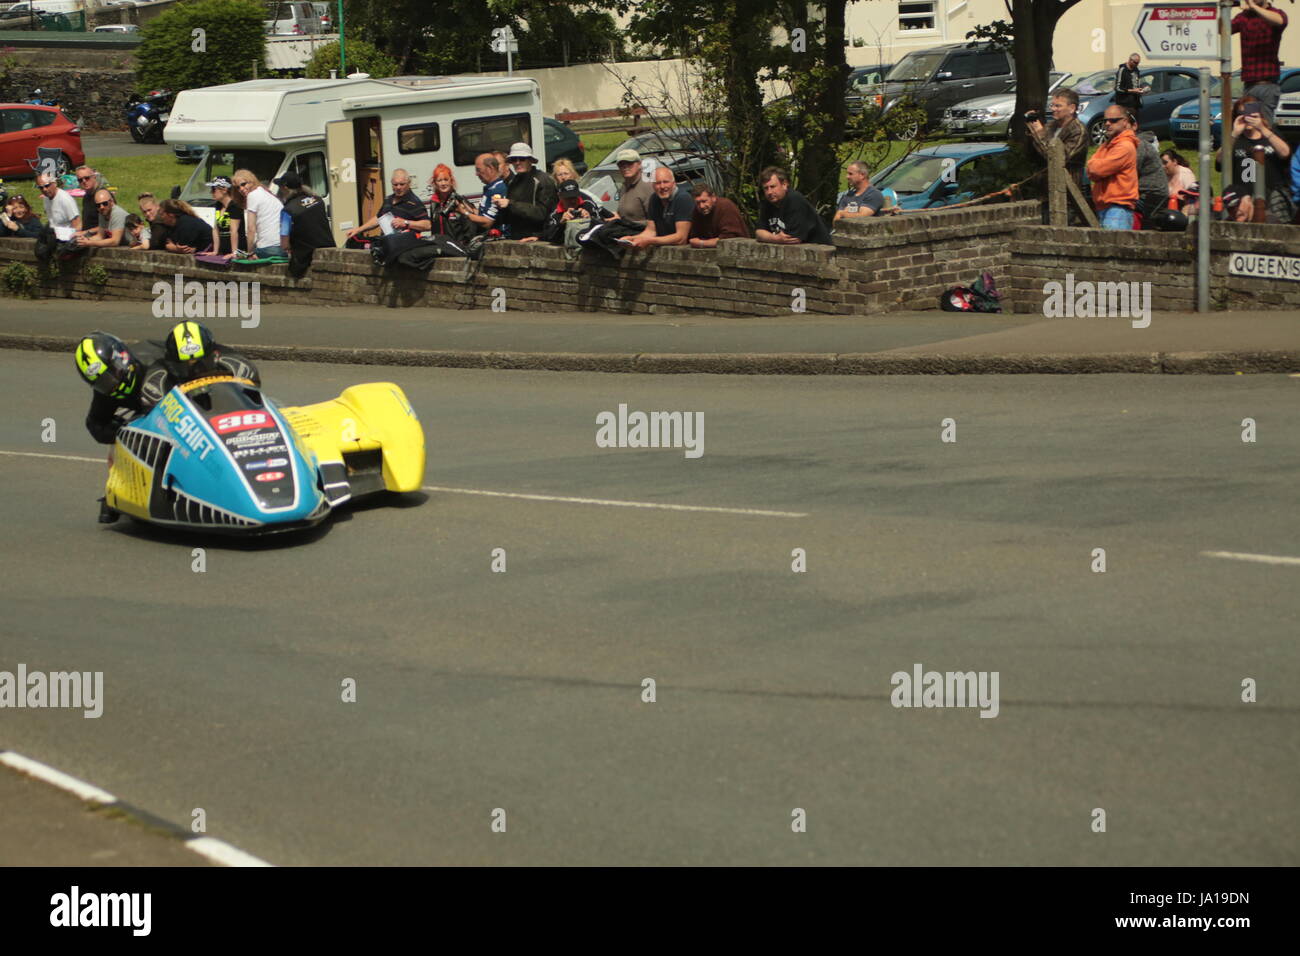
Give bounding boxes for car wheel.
[1088,118,1107,146]
[892,120,921,141]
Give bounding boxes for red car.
[0,103,84,177]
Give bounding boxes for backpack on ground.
[940,270,1003,313]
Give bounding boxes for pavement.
[1,354,1297,865]
[2,301,1299,374]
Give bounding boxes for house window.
[899,1,937,32]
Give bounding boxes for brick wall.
[5,203,1300,316]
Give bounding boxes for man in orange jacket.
[1085,105,1140,229]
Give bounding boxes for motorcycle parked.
[26,88,61,108]
[125,89,173,144]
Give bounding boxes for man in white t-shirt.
[232,168,285,257]
[36,173,81,233]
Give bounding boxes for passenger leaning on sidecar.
[75,324,260,444]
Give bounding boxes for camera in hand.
[1024,109,1044,124]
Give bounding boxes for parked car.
[1073,66,1207,145]
[0,102,83,177]
[94,23,140,33]
[871,42,1020,137]
[543,117,585,173]
[870,143,1012,211]
[310,1,331,32]
[845,63,892,115]
[579,126,726,212]
[264,0,319,36]
[941,71,1070,139]
[1174,69,1300,147]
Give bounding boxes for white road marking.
[1201,550,1300,567]
[0,449,806,518]
[0,449,103,464]
[422,485,808,518]
[186,837,274,868]
[0,751,117,804]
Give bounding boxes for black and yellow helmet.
[74,331,142,400]
[165,321,218,376]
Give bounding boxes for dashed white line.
[0,449,103,464]
[1200,550,1300,567]
[421,485,808,518]
[0,751,117,804]
[186,837,274,868]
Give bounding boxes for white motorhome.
[164,75,544,245]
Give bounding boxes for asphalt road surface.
[1,353,1297,865]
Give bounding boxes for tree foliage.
[305,39,399,79]
[136,0,266,93]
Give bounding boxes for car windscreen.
[1073,71,1115,96]
[180,149,285,206]
[873,155,950,196]
[596,134,690,167]
[579,171,621,203]
[886,52,945,83]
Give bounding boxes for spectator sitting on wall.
[612,149,655,224]
[1221,95,1293,222]
[274,171,335,278]
[1027,86,1087,187]
[1133,124,1169,226]
[551,158,602,206]
[1085,106,1139,230]
[158,198,214,255]
[755,166,832,245]
[36,172,80,233]
[124,213,148,248]
[1233,0,1289,125]
[494,151,513,185]
[1,195,42,238]
[1161,150,1199,215]
[624,166,693,249]
[426,163,474,243]
[464,153,509,238]
[344,168,430,243]
[833,161,886,223]
[206,176,243,258]
[492,142,557,240]
[521,179,613,245]
[233,169,287,257]
[687,183,750,248]
[137,193,169,250]
[74,166,110,234]
[72,189,129,248]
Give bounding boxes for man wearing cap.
[274,171,336,277]
[345,168,431,242]
[530,179,613,245]
[613,149,655,223]
[625,166,693,249]
[492,142,556,240]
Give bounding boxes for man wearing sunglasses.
[73,166,109,233]
[72,189,128,248]
[35,173,80,233]
[1085,105,1139,230]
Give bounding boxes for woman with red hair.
[426,164,472,241]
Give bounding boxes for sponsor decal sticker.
[212,411,271,434]
[255,471,285,482]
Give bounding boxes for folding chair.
[26,146,69,180]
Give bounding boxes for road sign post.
[490,27,519,76]
[1198,67,1211,312]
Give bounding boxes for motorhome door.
[325,119,360,246]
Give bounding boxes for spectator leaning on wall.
[345,168,430,243]
[1086,105,1140,230]
[833,161,886,226]
[1234,0,1288,125]
[755,166,832,245]
[493,142,557,240]
[74,166,110,234]
[687,183,750,248]
[613,149,655,224]
[36,173,80,232]
[625,166,693,249]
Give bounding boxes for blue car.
[871,143,1010,210]
[1170,68,1300,148]
[1073,66,1214,145]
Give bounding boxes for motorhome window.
[397,123,440,155]
[291,151,330,197]
[452,113,531,167]
[181,149,285,205]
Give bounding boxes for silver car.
[941,72,1070,139]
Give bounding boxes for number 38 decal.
[212,411,271,434]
